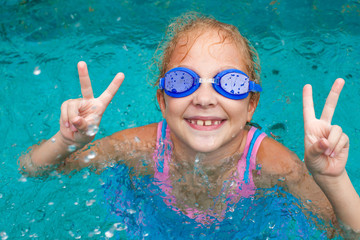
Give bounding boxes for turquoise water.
[1,0,360,239]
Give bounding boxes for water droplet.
[105,230,114,238]
[256,164,262,170]
[127,209,136,214]
[268,221,276,229]
[33,66,41,75]
[68,145,76,152]
[0,231,8,240]
[51,138,56,143]
[113,223,127,231]
[88,151,96,159]
[86,125,99,136]
[83,156,90,163]
[18,176,27,182]
[86,199,96,206]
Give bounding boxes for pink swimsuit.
[152,120,267,224]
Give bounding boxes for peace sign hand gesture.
[303,78,349,180]
[59,61,124,148]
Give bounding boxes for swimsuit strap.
[236,127,267,197]
[153,120,175,204]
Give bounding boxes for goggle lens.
[165,70,194,94]
[219,72,249,95]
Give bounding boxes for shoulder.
[254,136,308,188]
[94,122,159,175]
[109,122,158,143]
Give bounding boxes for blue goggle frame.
[159,67,262,100]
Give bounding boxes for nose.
[192,82,218,108]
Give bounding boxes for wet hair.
[152,12,261,102]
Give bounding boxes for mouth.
[185,117,225,130]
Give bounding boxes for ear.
[246,95,259,122]
[156,89,166,118]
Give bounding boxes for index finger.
[77,61,94,99]
[303,83,316,126]
[98,72,125,106]
[320,78,345,123]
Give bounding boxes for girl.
[20,13,360,236]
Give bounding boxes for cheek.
[164,97,187,117]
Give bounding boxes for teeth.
[189,120,222,126]
[197,120,204,126]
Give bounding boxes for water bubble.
[88,189,95,193]
[48,202,54,206]
[86,125,99,136]
[0,193,3,198]
[33,66,41,75]
[68,145,76,152]
[51,138,56,143]
[116,17,121,21]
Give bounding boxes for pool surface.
[1,0,360,239]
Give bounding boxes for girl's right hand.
[59,61,124,148]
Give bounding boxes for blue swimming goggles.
[159,67,262,100]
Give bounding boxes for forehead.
[167,29,246,72]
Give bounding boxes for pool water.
[1,0,360,239]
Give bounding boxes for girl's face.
[157,30,257,155]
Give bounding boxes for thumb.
[306,138,329,160]
[72,116,88,133]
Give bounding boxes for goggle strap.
[159,77,164,90]
[249,81,263,92]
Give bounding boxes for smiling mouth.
[185,119,225,130]
[187,119,221,126]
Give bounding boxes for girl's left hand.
[302,78,349,180]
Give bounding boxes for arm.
[19,61,125,176]
[302,78,360,232]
